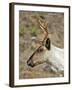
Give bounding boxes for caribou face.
[27,38,51,67]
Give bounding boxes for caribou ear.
[45,38,51,50]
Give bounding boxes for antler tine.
[32,15,48,34]
[39,20,48,34]
[36,16,49,44]
[35,15,53,44]
[36,16,48,32]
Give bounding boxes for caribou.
[27,16,64,75]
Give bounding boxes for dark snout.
[27,60,35,67]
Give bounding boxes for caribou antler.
[37,16,49,45]
[27,16,49,66]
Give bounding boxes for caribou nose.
[27,60,35,67]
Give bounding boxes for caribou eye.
[45,38,51,50]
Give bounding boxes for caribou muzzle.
[27,59,35,67]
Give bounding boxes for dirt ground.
[19,11,64,79]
